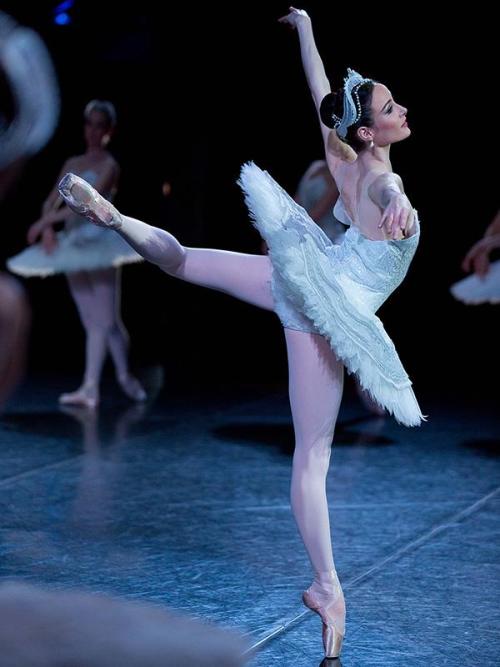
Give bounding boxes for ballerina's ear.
[327,130,357,163]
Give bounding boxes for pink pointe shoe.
[58,173,122,229]
[302,571,346,659]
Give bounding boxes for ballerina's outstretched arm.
[279,7,356,164]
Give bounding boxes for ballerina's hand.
[378,193,414,240]
[278,7,310,29]
[462,236,498,276]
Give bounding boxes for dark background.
[1,1,498,399]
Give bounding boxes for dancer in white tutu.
[450,209,500,305]
[8,101,145,409]
[56,8,424,659]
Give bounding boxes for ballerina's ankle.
[312,569,342,595]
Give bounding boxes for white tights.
[67,267,133,394]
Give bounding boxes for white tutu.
[7,224,142,277]
[450,260,500,305]
[238,162,425,427]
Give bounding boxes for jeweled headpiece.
[331,68,372,139]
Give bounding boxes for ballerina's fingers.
[399,208,412,238]
[379,212,393,237]
[391,208,406,239]
[278,7,308,26]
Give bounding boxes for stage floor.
[1,378,499,666]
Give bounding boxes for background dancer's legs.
[63,267,145,408]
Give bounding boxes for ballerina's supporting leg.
[285,328,346,657]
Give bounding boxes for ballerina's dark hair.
[320,81,375,153]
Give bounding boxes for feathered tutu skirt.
[238,162,425,427]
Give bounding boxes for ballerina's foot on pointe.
[302,570,346,659]
[58,173,122,229]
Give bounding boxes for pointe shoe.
[117,374,147,402]
[58,173,123,229]
[302,574,345,659]
[58,386,98,410]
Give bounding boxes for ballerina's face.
[363,83,410,147]
[84,110,112,149]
